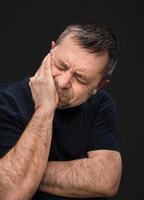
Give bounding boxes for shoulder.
[0,78,25,104]
[0,80,21,110]
[0,77,30,99]
[82,89,117,114]
[0,77,34,123]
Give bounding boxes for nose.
[56,72,73,89]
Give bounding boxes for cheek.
[72,84,90,101]
[51,66,60,77]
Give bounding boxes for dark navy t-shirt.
[0,77,119,200]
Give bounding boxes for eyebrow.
[57,59,69,69]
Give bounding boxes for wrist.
[35,106,55,119]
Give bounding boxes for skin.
[38,36,122,197]
[0,34,122,199]
[39,150,122,198]
[50,35,110,109]
[0,55,57,200]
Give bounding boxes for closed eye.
[51,55,89,85]
[53,61,67,71]
[75,74,89,85]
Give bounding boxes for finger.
[42,54,53,78]
[34,54,50,77]
[41,54,48,65]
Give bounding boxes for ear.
[92,89,97,95]
[92,79,110,95]
[99,79,110,89]
[51,41,56,49]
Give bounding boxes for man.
[0,22,122,200]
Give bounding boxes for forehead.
[53,35,108,76]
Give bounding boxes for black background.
[1,1,144,199]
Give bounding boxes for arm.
[39,150,122,198]
[0,108,54,200]
[0,54,58,200]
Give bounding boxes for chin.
[57,101,71,110]
[57,99,84,110]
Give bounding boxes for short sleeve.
[87,91,119,152]
[0,91,23,157]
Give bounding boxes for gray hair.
[56,22,119,79]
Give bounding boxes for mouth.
[58,92,69,102]
[56,93,70,109]
[57,89,73,105]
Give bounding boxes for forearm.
[39,156,117,198]
[0,108,54,200]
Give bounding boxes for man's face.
[50,35,109,109]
